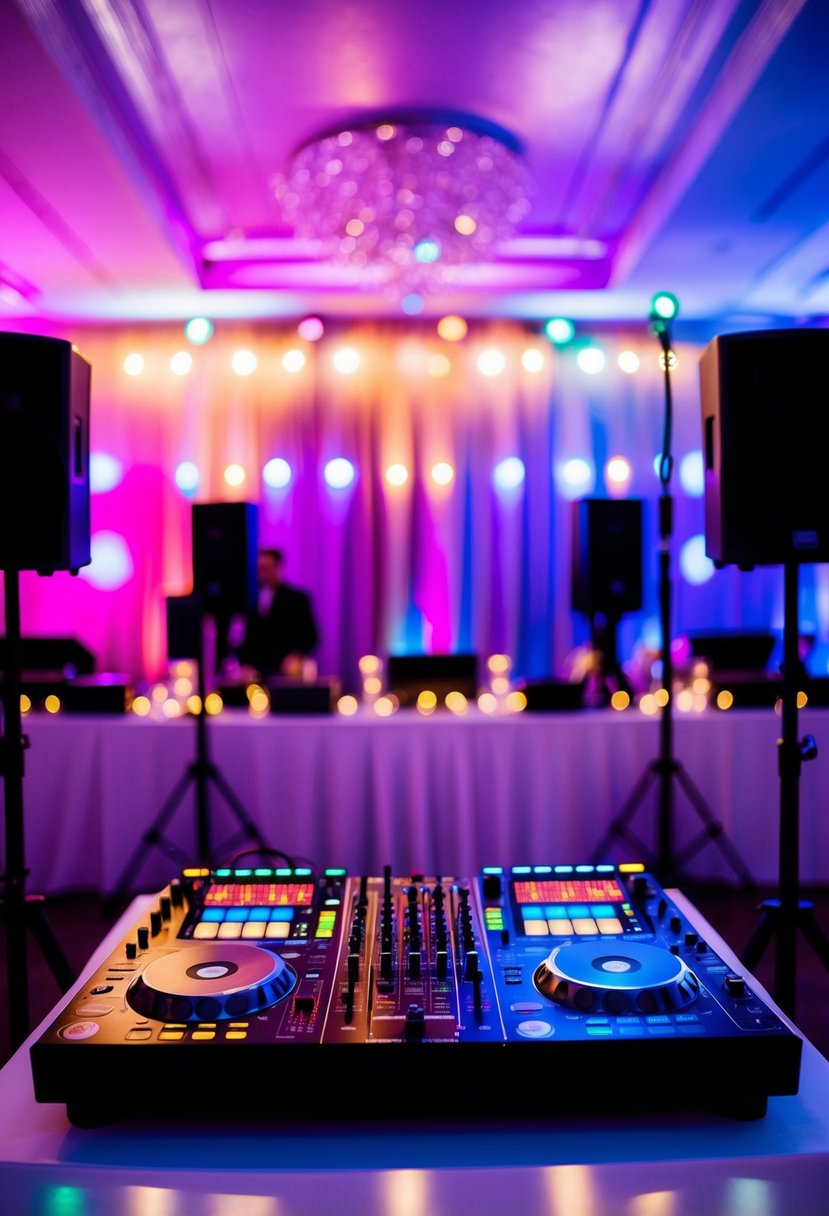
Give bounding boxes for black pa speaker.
[572,499,643,617]
[700,328,829,566]
[191,502,258,616]
[0,333,91,572]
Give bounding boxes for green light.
[650,291,679,320]
[45,1186,87,1216]
[544,317,575,345]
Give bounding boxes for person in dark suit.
[235,548,319,680]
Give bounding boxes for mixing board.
[30,863,802,1125]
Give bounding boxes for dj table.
[1,879,827,1216]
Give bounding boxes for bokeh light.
[123,353,144,376]
[175,461,200,496]
[333,347,361,374]
[282,348,306,372]
[477,348,506,377]
[385,463,409,487]
[232,349,257,376]
[437,315,468,342]
[90,452,123,493]
[224,463,246,487]
[577,346,605,374]
[79,531,134,590]
[263,457,292,489]
[324,457,356,489]
[431,461,455,486]
[298,316,324,341]
[170,351,193,376]
[493,456,526,491]
[184,317,213,345]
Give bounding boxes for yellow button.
[597,917,623,935]
[549,919,574,936]
[194,922,219,939]
[217,923,243,939]
[572,918,598,935]
[159,1031,184,1041]
[192,1031,215,1040]
[266,922,290,939]
[242,923,266,938]
[225,1031,247,1040]
[523,920,549,936]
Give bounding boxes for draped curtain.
[4,318,825,692]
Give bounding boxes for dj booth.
[7,705,829,893]
[0,885,827,1216]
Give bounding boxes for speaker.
[572,498,643,617]
[387,654,478,706]
[0,333,91,572]
[700,328,829,566]
[191,502,258,616]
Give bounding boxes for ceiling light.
[275,114,532,295]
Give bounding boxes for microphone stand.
[592,317,754,889]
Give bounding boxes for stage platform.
[4,705,828,893]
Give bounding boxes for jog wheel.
[534,940,700,1015]
[128,943,296,1022]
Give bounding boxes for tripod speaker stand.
[1,332,92,1050]
[105,502,269,910]
[591,313,754,890]
[699,326,829,1017]
[105,605,269,911]
[739,562,829,1016]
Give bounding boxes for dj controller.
[30,862,802,1125]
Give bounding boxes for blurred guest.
[230,548,318,680]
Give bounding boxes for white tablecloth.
[4,705,828,893]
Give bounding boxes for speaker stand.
[740,560,829,1017]
[591,324,754,891]
[104,614,269,914]
[1,568,75,1051]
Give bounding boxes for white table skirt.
[4,705,828,893]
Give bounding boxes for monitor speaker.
[191,502,258,616]
[0,333,91,572]
[700,328,829,566]
[572,498,643,617]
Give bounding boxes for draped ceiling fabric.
[3,319,826,692]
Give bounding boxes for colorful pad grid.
[520,903,626,937]
[193,906,295,940]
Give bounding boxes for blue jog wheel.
[534,940,701,1015]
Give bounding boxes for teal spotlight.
[544,317,575,345]
[414,239,441,264]
[184,316,213,345]
[649,291,679,321]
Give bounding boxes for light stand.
[740,561,829,1016]
[592,309,754,889]
[104,606,269,911]
[1,569,75,1051]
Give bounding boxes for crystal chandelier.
[274,114,532,295]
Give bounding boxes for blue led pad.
[225,907,249,923]
[201,908,225,923]
[269,907,294,921]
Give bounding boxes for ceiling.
[2,0,828,333]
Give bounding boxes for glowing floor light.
[324,457,356,489]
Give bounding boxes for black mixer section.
[30,863,802,1125]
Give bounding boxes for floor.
[2,879,828,1071]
